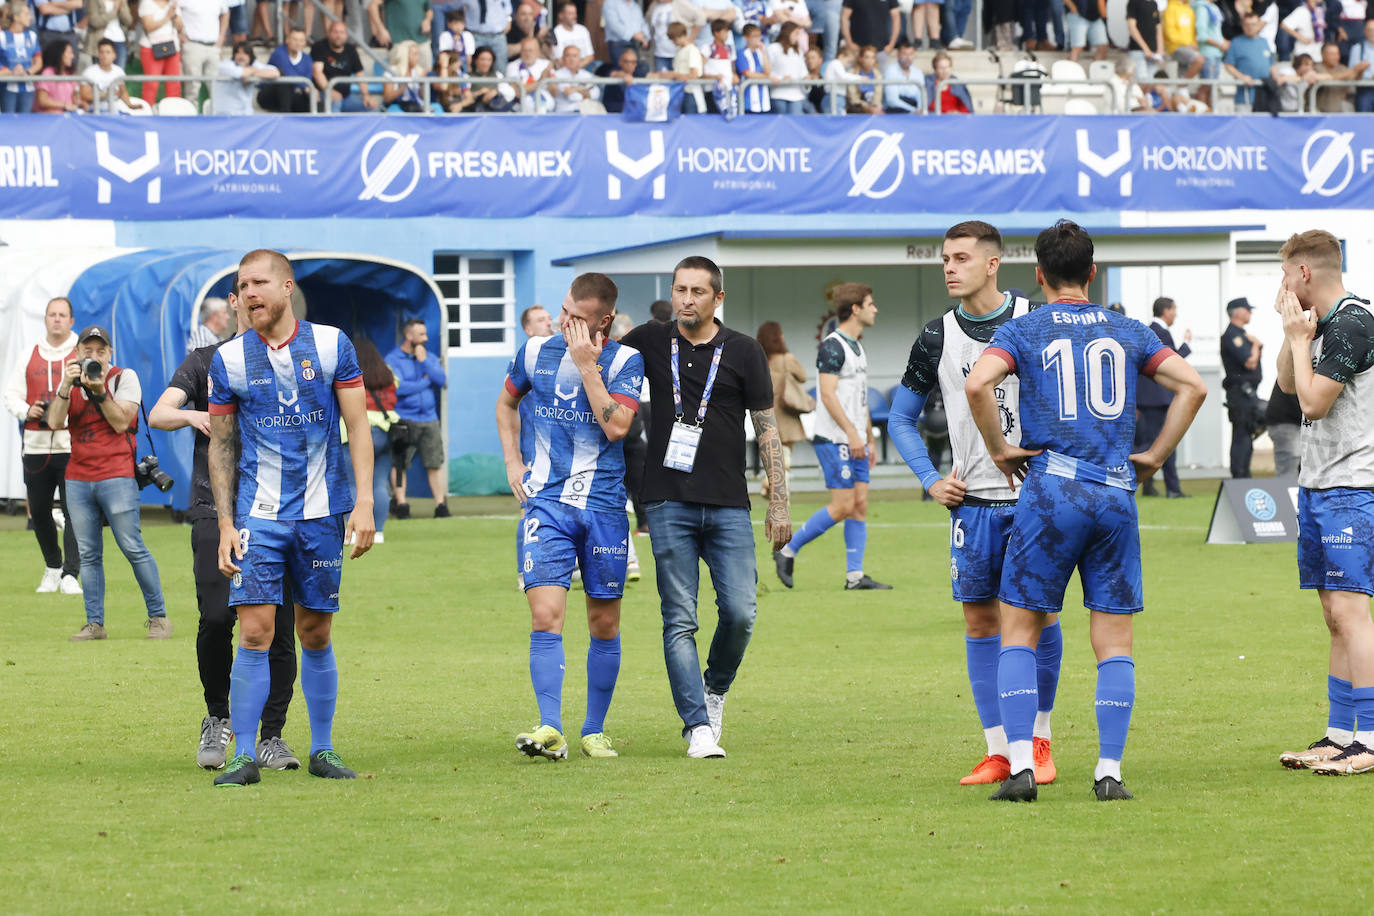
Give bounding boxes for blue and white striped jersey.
[209,320,363,521]
[505,334,644,513]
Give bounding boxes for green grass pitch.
[0,485,1361,913]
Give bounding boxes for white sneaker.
[374,532,385,544]
[60,575,83,595]
[36,568,62,593]
[52,507,65,531]
[947,37,974,49]
[686,724,725,758]
[705,690,725,742]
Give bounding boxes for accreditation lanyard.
[664,335,724,473]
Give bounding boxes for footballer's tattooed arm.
[209,412,242,576]
[752,407,792,549]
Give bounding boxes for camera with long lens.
[135,454,175,492]
[79,358,103,384]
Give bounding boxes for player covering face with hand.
[888,221,1063,787]
[496,274,644,761]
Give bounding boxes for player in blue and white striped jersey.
[207,249,377,787]
[966,221,1206,803]
[496,273,645,762]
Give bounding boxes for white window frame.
[433,252,516,357]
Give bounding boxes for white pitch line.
[455,515,1203,532]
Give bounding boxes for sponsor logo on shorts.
[1327,569,1346,578]
[312,556,343,569]
[592,539,629,557]
[1322,526,1355,546]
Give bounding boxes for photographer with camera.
[46,325,170,642]
[150,287,301,770]
[3,296,81,595]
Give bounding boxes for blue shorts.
[1298,487,1374,595]
[230,513,346,611]
[950,501,1016,603]
[520,500,630,599]
[999,472,1143,614]
[814,441,870,490]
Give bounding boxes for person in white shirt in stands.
[767,20,807,112]
[436,7,475,59]
[551,0,594,69]
[176,0,228,110]
[550,41,599,110]
[502,35,551,110]
[80,37,136,109]
[881,37,922,111]
[213,40,279,114]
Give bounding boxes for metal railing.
[739,76,928,114]
[2,72,319,113]
[325,74,527,113]
[930,75,1117,112]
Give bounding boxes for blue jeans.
[645,501,758,735]
[807,0,843,61]
[65,476,166,626]
[330,92,371,112]
[773,97,804,113]
[942,0,972,42]
[1,88,35,113]
[370,426,393,532]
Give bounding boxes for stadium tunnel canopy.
[1,248,445,507]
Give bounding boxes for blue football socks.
[529,631,565,733]
[783,506,839,556]
[966,635,1002,730]
[843,519,866,573]
[1034,620,1063,737]
[582,635,621,737]
[300,645,339,755]
[1328,675,1356,740]
[228,646,270,759]
[1095,655,1136,762]
[1352,685,1374,746]
[998,645,1038,773]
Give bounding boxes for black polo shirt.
[166,343,221,522]
[621,318,773,508]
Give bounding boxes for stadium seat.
[154,96,199,116]
[1063,97,1101,114]
[1087,60,1115,83]
[868,386,891,464]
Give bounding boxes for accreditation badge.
[663,421,703,472]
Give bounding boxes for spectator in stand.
[370,0,434,51]
[32,38,85,111]
[1020,0,1066,52]
[811,0,843,63]
[213,39,278,114]
[1272,51,1313,109]
[35,0,80,52]
[820,39,855,111]
[842,0,898,57]
[503,35,551,110]
[941,0,973,47]
[847,42,880,111]
[1142,68,1176,109]
[81,0,132,69]
[1224,10,1277,105]
[1127,0,1164,77]
[1111,53,1150,109]
[1,3,42,114]
[178,0,227,111]
[694,0,740,53]
[313,18,377,112]
[881,36,922,111]
[463,44,512,108]
[187,297,229,352]
[1163,0,1207,84]
[137,0,182,105]
[926,48,970,110]
[283,0,314,46]
[382,38,433,111]
[1194,0,1228,95]
[1333,0,1365,59]
[551,0,594,69]
[738,0,778,39]
[248,0,275,46]
[437,7,474,63]
[81,37,134,109]
[597,44,647,111]
[1281,0,1325,59]
[1312,40,1351,109]
[658,21,705,110]
[1065,0,1108,61]
[909,0,940,51]
[550,41,599,110]
[506,0,542,54]
[736,22,773,111]
[386,318,450,520]
[703,16,738,110]
[774,0,811,47]
[259,26,314,112]
[802,42,824,108]
[769,20,808,111]
[987,0,1017,48]
[225,0,245,45]
[648,0,676,68]
[603,0,649,63]
[434,48,470,110]
[1348,19,1374,111]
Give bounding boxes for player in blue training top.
[965,220,1206,803]
[888,220,1063,788]
[207,248,376,787]
[495,273,645,761]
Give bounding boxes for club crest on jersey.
[950,558,958,581]
[300,359,316,381]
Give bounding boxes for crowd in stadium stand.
[1,0,1372,112]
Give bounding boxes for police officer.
[1221,296,1263,478]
